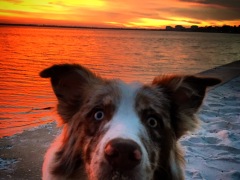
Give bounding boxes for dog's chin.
[89,163,146,180]
[110,171,138,180]
[99,169,141,180]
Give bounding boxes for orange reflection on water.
[0,26,142,137]
[1,26,238,137]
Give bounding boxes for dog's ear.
[152,75,221,139]
[40,64,101,122]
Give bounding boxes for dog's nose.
[104,138,142,171]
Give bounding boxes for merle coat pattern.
[41,64,220,180]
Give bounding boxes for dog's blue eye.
[147,117,158,128]
[94,111,104,121]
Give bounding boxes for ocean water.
[0,26,240,137]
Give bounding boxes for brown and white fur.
[40,64,220,180]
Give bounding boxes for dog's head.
[40,64,220,180]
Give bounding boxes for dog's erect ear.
[40,64,101,122]
[152,75,221,139]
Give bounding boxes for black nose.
[104,138,142,171]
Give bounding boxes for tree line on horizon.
[0,23,240,34]
[166,25,240,34]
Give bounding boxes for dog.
[40,64,220,180]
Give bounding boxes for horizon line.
[1,23,240,33]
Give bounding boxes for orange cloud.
[0,0,239,28]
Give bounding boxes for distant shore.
[0,23,239,34]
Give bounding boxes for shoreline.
[0,122,60,179]
[197,60,240,88]
[1,23,240,34]
[0,61,240,179]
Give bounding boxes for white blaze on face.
[98,80,150,168]
[104,81,142,140]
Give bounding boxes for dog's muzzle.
[104,138,142,171]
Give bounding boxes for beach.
[0,61,240,180]
[183,76,240,179]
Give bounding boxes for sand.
[0,61,240,180]
[183,75,240,180]
[0,123,60,179]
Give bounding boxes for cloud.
[0,0,239,27]
[0,9,30,16]
[154,0,240,22]
[101,0,240,25]
[163,6,240,21]
[66,0,240,27]
[0,8,73,21]
[48,1,69,7]
[180,0,240,9]
[1,0,22,3]
[172,18,202,24]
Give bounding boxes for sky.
[0,0,240,28]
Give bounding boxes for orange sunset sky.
[0,0,240,28]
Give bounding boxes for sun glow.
[125,18,170,28]
[0,0,239,28]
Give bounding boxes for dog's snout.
[104,138,142,171]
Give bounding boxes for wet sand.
[0,123,59,179]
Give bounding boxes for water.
[0,26,240,137]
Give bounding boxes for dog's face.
[40,64,220,180]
